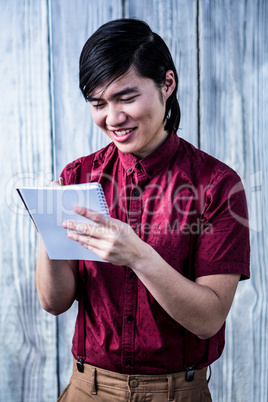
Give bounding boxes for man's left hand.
[63,206,147,266]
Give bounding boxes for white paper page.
[17,184,108,261]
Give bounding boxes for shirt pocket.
[146,228,190,273]
[146,220,191,249]
[148,230,180,249]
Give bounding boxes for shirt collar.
[118,130,180,179]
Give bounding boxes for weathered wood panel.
[49,0,123,393]
[51,0,123,178]
[0,0,267,401]
[125,0,198,146]
[198,1,268,401]
[0,1,57,401]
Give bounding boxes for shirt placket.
[121,167,145,373]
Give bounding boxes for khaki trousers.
[58,358,212,402]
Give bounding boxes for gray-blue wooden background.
[0,1,267,401]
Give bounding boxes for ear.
[163,70,176,100]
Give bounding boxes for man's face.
[88,68,173,159]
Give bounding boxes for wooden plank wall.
[0,1,57,401]
[0,1,266,401]
[49,0,123,392]
[198,2,267,401]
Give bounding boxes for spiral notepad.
[95,183,110,217]
[17,183,110,261]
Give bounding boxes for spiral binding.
[96,183,110,216]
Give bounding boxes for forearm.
[63,209,239,337]
[36,235,78,315]
[131,244,237,339]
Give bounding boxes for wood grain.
[199,1,267,401]
[49,0,123,394]
[0,0,267,401]
[50,0,123,178]
[0,0,57,401]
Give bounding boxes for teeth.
[114,129,132,136]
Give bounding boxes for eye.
[120,96,137,103]
[91,103,105,110]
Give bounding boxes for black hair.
[79,19,180,132]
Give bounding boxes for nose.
[106,104,127,128]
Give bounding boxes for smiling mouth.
[114,128,134,136]
[111,127,137,142]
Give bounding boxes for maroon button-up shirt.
[61,131,250,374]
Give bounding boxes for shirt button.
[134,189,140,196]
[126,315,134,322]
[128,168,132,172]
[136,162,142,170]
[129,272,136,279]
[129,378,139,388]
[125,360,132,366]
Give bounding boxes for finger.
[67,231,108,251]
[73,206,113,227]
[63,220,106,239]
[46,180,60,187]
[68,231,110,262]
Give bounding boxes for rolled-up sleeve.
[194,170,250,280]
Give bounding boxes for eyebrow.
[87,86,139,102]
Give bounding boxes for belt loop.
[91,368,97,395]
[167,374,174,401]
[127,376,133,402]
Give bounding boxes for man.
[36,19,250,401]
